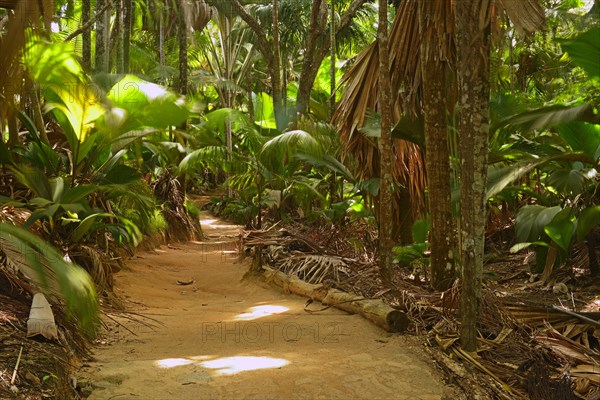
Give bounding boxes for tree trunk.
[295,0,325,118]
[178,0,188,96]
[377,0,393,284]
[123,0,132,73]
[159,3,166,68]
[6,106,18,148]
[329,0,336,118]
[455,0,492,353]
[82,0,91,71]
[395,187,414,246]
[271,0,284,130]
[418,1,455,291]
[296,0,367,117]
[94,0,109,72]
[115,0,124,73]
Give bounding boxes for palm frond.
[332,1,427,217]
[498,0,545,36]
[280,254,350,284]
[493,103,598,133]
[0,223,98,334]
[260,129,323,172]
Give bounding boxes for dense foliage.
[0,0,598,344]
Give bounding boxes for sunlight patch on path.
[200,356,289,376]
[154,355,289,376]
[235,305,289,321]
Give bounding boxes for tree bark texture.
[296,0,367,117]
[418,1,456,291]
[271,0,284,130]
[295,0,325,118]
[115,0,124,73]
[178,0,188,96]
[94,0,109,72]
[123,0,132,73]
[377,0,393,284]
[329,0,337,118]
[217,0,284,130]
[82,0,91,71]
[455,0,492,352]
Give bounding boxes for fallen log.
[263,266,409,332]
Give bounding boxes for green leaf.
[59,184,95,204]
[71,212,113,243]
[12,165,53,199]
[261,130,322,172]
[493,103,596,133]
[101,164,141,185]
[412,218,430,244]
[576,206,600,241]
[106,75,189,132]
[546,164,588,195]
[392,114,425,148]
[558,27,600,80]
[515,205,562,243]
[0,223,98,334]
[253,92,277,129]
[544,210,575,253]
[556,122,600,161]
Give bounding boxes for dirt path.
[82,211,455,400]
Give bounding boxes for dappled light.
[155,355,214,369]
[154,358,194,369]
[200,218,240,230]
[234,305,289,321]
[200,356,289,376]
[154,355,289,376]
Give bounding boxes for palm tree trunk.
[295,0,324,117]
[123,0,132,73]
[6,106,18,148]
[82,0,91,71]
[178,0,188,96]
[115,0,124,73]
[296,0,367,117]
[271,0,284,130]
[418,1,455,291]
[377,0,393,284]
[329,0,336,118]
[159,3,166,68]
[456,0,492,352]
[94,0,109,72]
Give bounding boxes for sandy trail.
[83,211,454,400]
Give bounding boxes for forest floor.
[80,206,459,400]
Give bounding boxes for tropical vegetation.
[0,0,599,397]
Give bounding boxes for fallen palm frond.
[280,254,351,284]
[241,225,369,286]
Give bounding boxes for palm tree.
[331,1,427,249]
[333,0,545,302]
[377,0,393,283]
[418,1,456,291]
[456,0,545,351]
[95,0,110,72]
